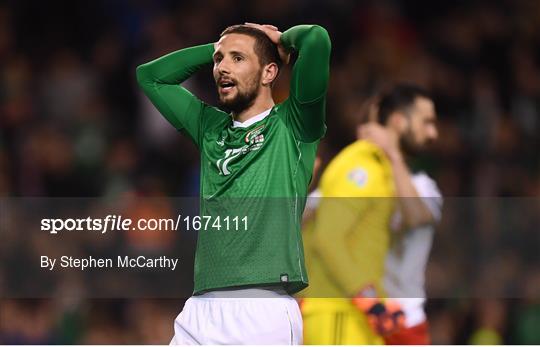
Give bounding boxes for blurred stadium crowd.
[0,0,539,344]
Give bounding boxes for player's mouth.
[218,79,237,94]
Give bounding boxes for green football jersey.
[137,25,331,294]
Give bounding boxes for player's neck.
[232,92,274,123]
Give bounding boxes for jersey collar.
[232,108,272,128]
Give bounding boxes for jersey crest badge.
[244,124,265,151]
[348,167,368,187]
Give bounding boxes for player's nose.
[216,58,231,75]
[428,125,438,141]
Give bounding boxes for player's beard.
[400,129,427,156]
[218,75,261,115]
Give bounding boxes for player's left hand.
[244,22,291,64]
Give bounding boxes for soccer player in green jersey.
[137,23,331,344]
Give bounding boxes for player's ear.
[261,62,279,86]
[388,111,407,131]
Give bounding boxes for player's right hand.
[244,22,291,64]
[352,295,406,336]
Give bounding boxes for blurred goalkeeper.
[137,23,330,344]
[300,84,439,344]
[359,85,442,344]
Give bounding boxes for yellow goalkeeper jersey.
[302,139,395,299]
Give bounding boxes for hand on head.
[244,22,291,64]
[358,122,399,159]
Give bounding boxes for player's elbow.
[135,64,152,86]
[306,25,331,53]
[309,25,329,38]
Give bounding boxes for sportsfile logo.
[41,215,138,234]
[40,215,178,234]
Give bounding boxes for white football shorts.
[170,288,302,345]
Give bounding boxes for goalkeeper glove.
[352,286,406,336]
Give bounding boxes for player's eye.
[213,55,223,64]
[233,55,243,62]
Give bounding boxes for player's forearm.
[389,154,435,229]
[135,44,214,133]
[280,25,331,103]
[136,43,214,87]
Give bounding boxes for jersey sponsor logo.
[216,131,227,147]
[348,167,368,187]
[216,126,266,176]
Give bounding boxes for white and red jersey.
[383,172,442,328]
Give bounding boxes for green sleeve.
[136,43,215,147]
[280,25,331,142]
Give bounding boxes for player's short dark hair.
[376,84,432,125]
[220,25,283,70]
